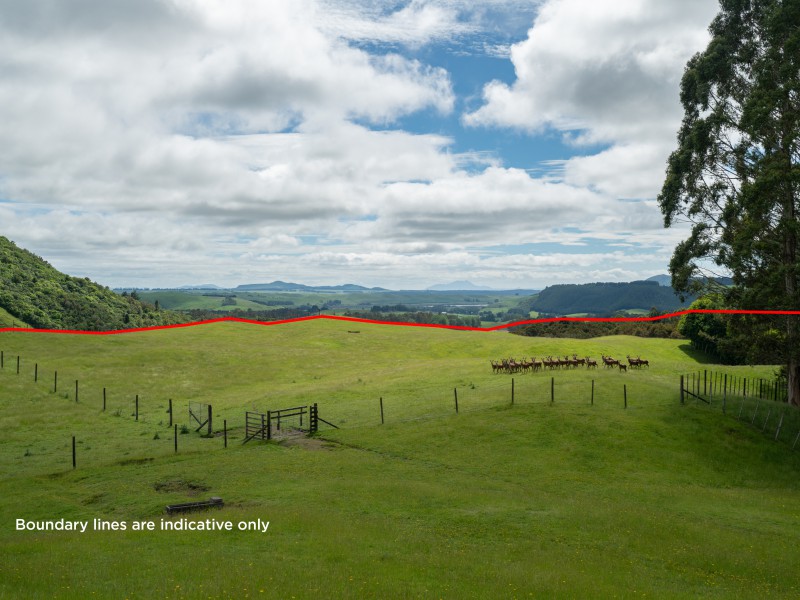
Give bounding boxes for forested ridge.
[0,236,187,331]
[530,281,693,315]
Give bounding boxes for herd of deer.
[490,354,649,374]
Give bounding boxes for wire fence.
[680,370,800,449]
[5,345,799,474]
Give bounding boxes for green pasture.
[0,306,28,329]
[137,291,272,312]
[138,289,530,315]
[1,320,799,598]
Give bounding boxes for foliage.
[181,306,321,322]
[0,236,187,331]
[678,294,738,362]
[658,0,800,398]
[513,316,682,339]
[343,309,482,328]
[530,281,692,315]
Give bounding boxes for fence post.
[54,371,58,394]
[454,388,459,414]
[103,388,106,411]
[775,411,785,441]
[591,380,594,406]
[72,436,76,469]
[704,370,707,396]
[35,363,38,383]
[207,405,213,436]
[266,412,271,441]
[224,419,228,448]
[511,378,515,406]
[762,408,771,432]
[75,380,79,403]
[17,356,20,375]
[680,375,684,405]
[174,424,178,453]
[551,377,554,404]
[1,350,3,368]
[135,395,139,421]
[380,397,384,424]
[624,384,627,409]
[724,373,727,397]
[168,398,173,427]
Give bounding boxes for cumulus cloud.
[464,0,719,198]
[0,0,711,288]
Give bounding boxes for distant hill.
[645,274,672,287]
[427,280,494,291]
[530,280,694,315]
[646,274,734,288]
[235,281,387,292]
[0,236,187,331]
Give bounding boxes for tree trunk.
[789,358,800,407]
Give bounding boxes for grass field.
[1,320,799,598]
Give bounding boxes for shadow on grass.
[677,343,718,364]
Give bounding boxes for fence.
[680,371,800,448]
[242,404,336,443]
[5,344,799,472]
[680,368,787,403]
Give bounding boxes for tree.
[659,0,800,404]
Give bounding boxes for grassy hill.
[1,320,799,598]
[0,237,187,331]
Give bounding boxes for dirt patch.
[278,433,335,451]
[153,479,210,495]
[117,457,154,466]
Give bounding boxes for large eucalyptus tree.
[659,0,800,404]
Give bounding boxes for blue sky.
[0,0,722,289]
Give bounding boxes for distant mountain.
[235,281,387,292]
[0,236,187,331]
[427,280,494,291]
[179,284,221,290]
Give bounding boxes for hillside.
[531,280,694,315]
[0,321,798,597]
[0,236,187,331]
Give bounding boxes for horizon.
[111,275,673,292]
[1,1,721,289]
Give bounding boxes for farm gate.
[243,403,336,443]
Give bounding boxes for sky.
[0,0,722,290]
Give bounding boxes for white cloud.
[464,0,719,199]
[465,0,716,138]
[0,0,712,288]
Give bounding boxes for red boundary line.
[1,309,800,335]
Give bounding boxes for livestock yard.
[1,319,799,598]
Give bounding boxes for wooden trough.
[165,497,224,514]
